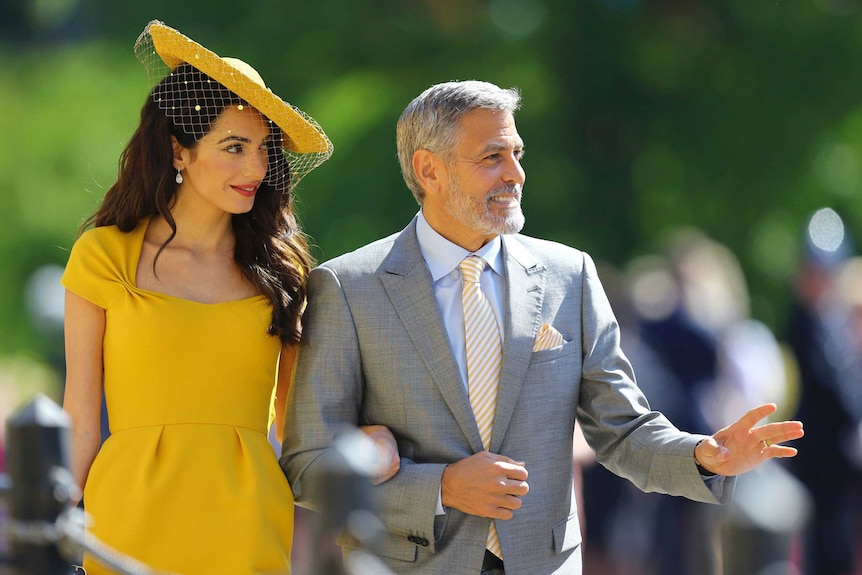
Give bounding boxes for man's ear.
[412,149,446,198]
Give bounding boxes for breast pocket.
[523,339,581,409]
[529,338,578,366]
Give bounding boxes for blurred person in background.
[786,208,861,575]
[621,231,734,575]
[60,21,397,575]
[833,256,862,469]
[657,228,793,434]
[584,229,802,575]
[662,230,804,575]
[581,258,693,575]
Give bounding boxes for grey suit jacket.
[281,217,733,575]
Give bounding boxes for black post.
[311,427,389,575]
[5,394,75,575]
[1,472,13,571]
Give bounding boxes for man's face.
[435,108,526,251]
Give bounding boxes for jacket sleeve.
[575,252,734,504]
[279,265,447,557]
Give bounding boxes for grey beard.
[445,183,525,237]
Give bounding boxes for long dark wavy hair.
[81,64,311,345]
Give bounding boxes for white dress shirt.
[415,210,506,390]
[415,210,509,515]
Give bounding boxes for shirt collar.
[416,210,504,281]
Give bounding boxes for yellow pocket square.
[533,323,565,351]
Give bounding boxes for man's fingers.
[486,492,527,519]
[493,507,516,520]
[497,461,528,481]
[766,445,799,458]
[506,478,530,497]
[757,421,805,446]
[481,451,529,480]
[736,403,778,429]
[486,452,525,466]
[501,493,524,512]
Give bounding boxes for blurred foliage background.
[1,0,861,398]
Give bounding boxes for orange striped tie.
[459,255,503,559]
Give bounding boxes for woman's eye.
[225,144,243,154]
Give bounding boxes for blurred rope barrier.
[1,393,177,575]
[2,506,177,575]
[1,395,393,575]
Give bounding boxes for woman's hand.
[359,424,401,485]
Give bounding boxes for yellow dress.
[62,219,294,575]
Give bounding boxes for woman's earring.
[175,168,184,184]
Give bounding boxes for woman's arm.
[274,343,298,444]
[62,290,106,499]
[275,344,399,482]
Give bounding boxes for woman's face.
[176,105,271,215]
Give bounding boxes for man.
[281,80,804,575]
[786,209,858,575]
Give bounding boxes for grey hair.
[396,80,521,204]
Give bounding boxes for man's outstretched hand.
[694,403,804,476]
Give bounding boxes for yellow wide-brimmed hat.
[135,20,331,156]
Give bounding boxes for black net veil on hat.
[133,20,333,194]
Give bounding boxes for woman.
[62,21,397,574]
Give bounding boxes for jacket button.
[408,535,429,546]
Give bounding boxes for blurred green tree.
[1,0,861,366]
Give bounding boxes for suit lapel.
[491,235,546,451]
[380,219,484,450]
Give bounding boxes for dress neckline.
[128,217,266,307]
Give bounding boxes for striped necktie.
[459,255,503,559]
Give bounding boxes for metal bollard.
[310,427,391,575]
[5,394,75,575]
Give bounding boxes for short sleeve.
[61,226,133,310]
